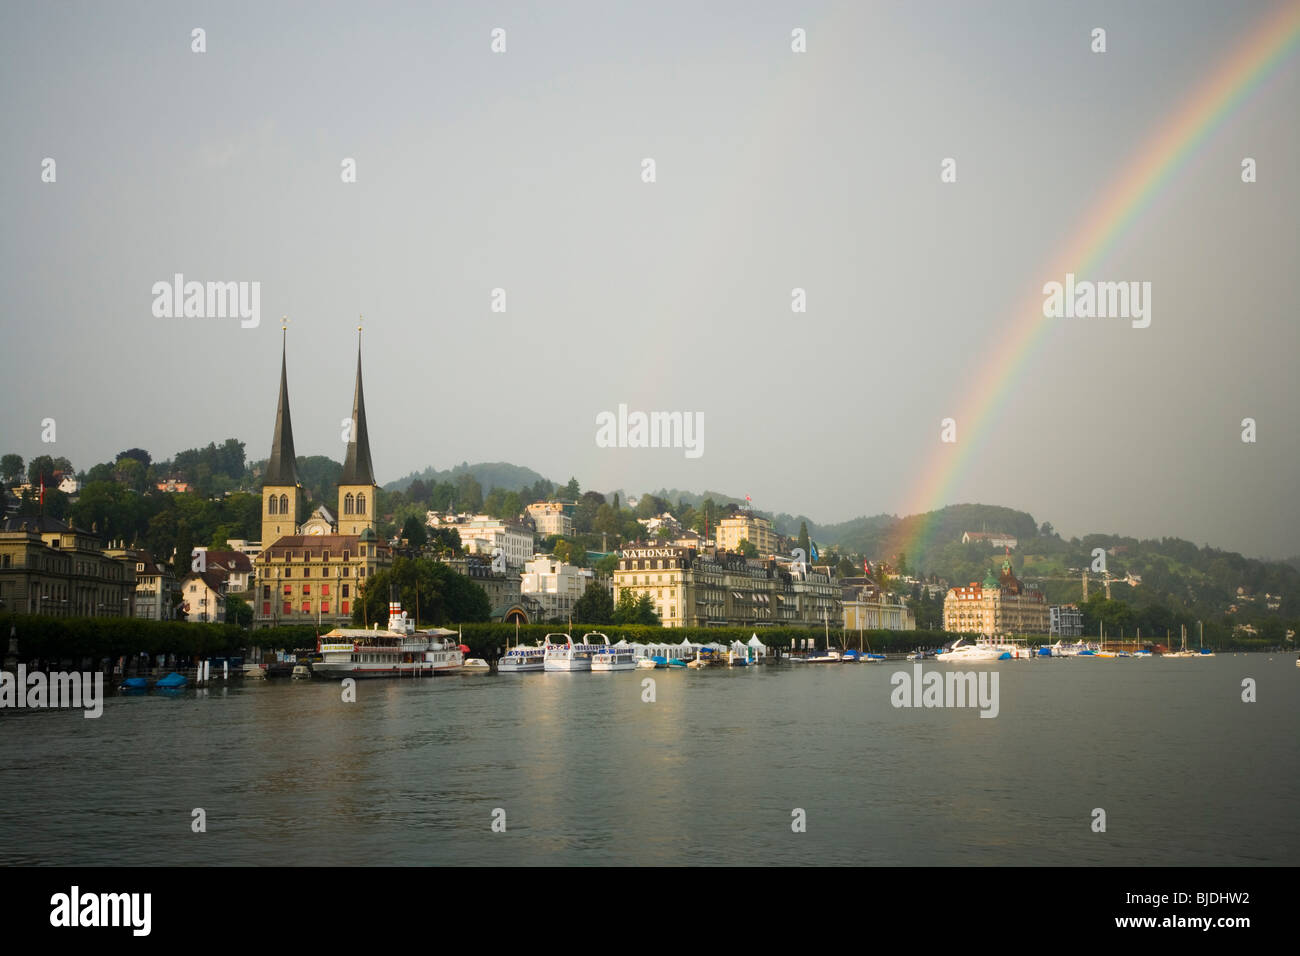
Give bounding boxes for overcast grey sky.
[2,1,1297,557]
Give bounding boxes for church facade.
[253,332,391,629]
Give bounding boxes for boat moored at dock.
[499,643,546,673]
[591,634,637,672]
[312,603,463,679]
[543,633,602,672]
[935,637,1033,662]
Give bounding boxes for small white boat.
[291,664,311,679]
[543,632,600,672]
[591,637,637,672]
[242,663,268,679]
[461,658,490,673]
[635,657,659,670]
[935,637,1030,662]
[499,644,545,673]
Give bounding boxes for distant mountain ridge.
[386,461,553,495]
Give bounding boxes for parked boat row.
[493,632,766,673]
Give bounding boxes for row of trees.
[351,557,492,627]
[568,582,660,626]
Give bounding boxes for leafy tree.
[610,590,638,625]
[354,558,491,627]
[454,473,483,512]
[572,581,614,624]
[400,515,428,549]
[225,594,253,627]
[635,494,668,519]
[117,448,152,467]
[114,457,148,493]
[553,539,580,565]
[694,497,717,536]
[738,538,758,558]
[1,454,23,484]
[594,553,618,577]
[633,593,660,625]
[797,522,810,557]
[593,503,621,537]
[28,455,56,486]
[574,490,607,533]
[427,527,463,556]
[483,487,507,518]
[563,477,581,500]
[407,478,431,504]
[611,590,661,626]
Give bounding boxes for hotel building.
[943,560,1049,637]
[713,514,778,556]
[104,547,181,620]
[1049,604,1084,637]
[525,501,573,537]
[520,554,594,623]
[0,515,135,617]
[612,545,842,628]
[428,513,534,569]
[841,579,916,631]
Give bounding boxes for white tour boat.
[313,602,463,678]
[590,634,637,672]
[935,637,1032,662]
[543,632,601,672]
[499,643,546,673]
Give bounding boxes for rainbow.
[890,1,1300,571]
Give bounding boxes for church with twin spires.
[253,330,391,628]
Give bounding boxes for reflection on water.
[0,657,1296,865]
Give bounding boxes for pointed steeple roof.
[340,331,375,486]
[264,328,299,486]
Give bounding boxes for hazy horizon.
[2,1,1296,559]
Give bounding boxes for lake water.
[1,655,1296,865]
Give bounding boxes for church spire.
[264,323,299,485]
[340,325,375,486]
